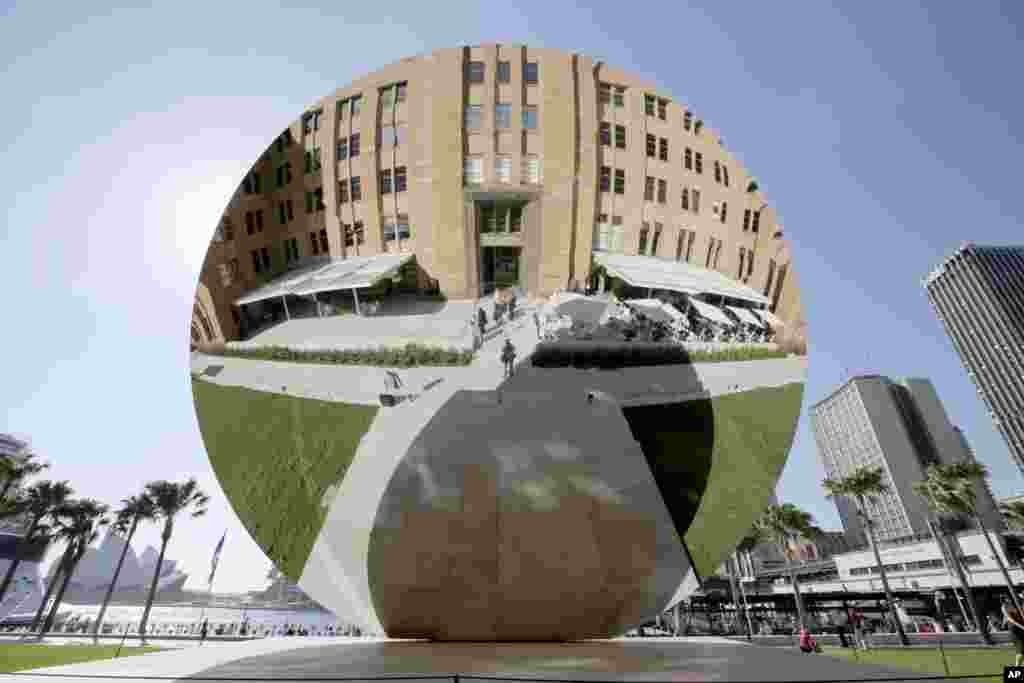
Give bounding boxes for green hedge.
[530,342,789,368]
[204,343,474,367]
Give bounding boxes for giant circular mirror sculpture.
[191,45,809,641]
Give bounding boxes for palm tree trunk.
[781,540,807,631]
[931,516,991,644]
[29,545,73,635]
[732,553,754,638]
[726,556,743,636]
[975,513,1023,615]
[42,540,86,634]
[137,519,172,643]
[92,520,138,643]
[0,516,39,603]
[864,519,910,645]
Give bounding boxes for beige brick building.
[191,45,804,347]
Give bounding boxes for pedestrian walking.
[1003,598,1024,666]
[501,338,516,378]
[533,311,541,339]
[509,295,517,320]
[798,627,820,654]
[477,308,488,340]
[199,618,209,646]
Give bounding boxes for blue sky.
[2,1,1023,593]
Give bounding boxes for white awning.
[234,253,415,306]
[626,298,685,324]
[727,306,766,328]
[593,252,769,305]
[688,299,733,326]
[753,308,786,328]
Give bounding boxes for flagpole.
[196,531,227,641]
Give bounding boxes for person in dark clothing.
[837,622,849,648]
[533,311,542,339]
[501,339,516,378]
[477,308,487,340]
[508,295,517,320]
[199,619,209,646]
[1003,599,1024,666]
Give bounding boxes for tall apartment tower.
[810,376,1002,545]
[924,244,1024,475]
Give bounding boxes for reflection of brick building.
[191,45,803,346]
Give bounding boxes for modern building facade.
[810,376,1003,546]
[191,44,804,346]
[924,244,1024,475]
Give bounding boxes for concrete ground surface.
[11,637,965,682]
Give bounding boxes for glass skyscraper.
[924,244,1024,475]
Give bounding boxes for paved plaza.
[18,637,953,682]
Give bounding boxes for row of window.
[464,156,542,184]
[593,217,728,271]
[599,84,703,134]
[479,205,523,234]
[465,60,539,84]
[465,104,538,131]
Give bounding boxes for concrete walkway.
[26,636,948,682]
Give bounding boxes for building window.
[255,210,264,232]
[683,110,693,132]
[644,94,655,117]
[251,249,262,274]
[496,156,512,183]
[338,179,349,204]
[685,231,694,262]
[314,188,324,212]
[723,166,730,187]
[465,156,483,185]
[278,201,287,225]
[747,251,754,279]
[465,105,482,131]
[720,201,727,224]
[594,212,610,251]
[659,137,669,162]
[695,152,703,174]
[350,177,361,202]
[380,125,395,146]
[350,133,360,157]
[243,172,261,194]
[522,105,538,130]
[353,221,365,245]
[395,166,407,193]
[676,230,685,261]
[261,247,271,270]
[338,99,348,121]
[752,209,761,233]
[611,215,624,252]
[743,209,752,232]
[284,237,300,264]
[524,61,539,84]
[305,148,321,173]
[713,241,722,268]
[684,148,693,170]
[681,188,689,211]
[396,82,407,103]
[599,122,611,146]
[351,96,362,116]
[764,259,777,297]
[466,61,485,83]
[694,120,703,135]
[598,83,611,105]
[397,214,411,239]
[380,86,394,109]
[480,204,496,234]
[738,247,746,279]
[510,207,522,233]
[309,231,320,255]
[657,99,667,120]
[276,163,291,187]
[381,169,392,194]
[613,87,625,108]
[646,134,656,158]
[692,189,701,213]
[383,218,396,243]
[600,166,611,192]
[343,223,353,247]
[222,217,234,241]
[706,239,715,268]
[337,138,348,160]
[497,61,511,83]
[287,199,293,220]
[714,161,721,184]
[245,211,255,235]
[652,222,663,254]
[657,179,667,204]
[614,169,625,194]
[645,176,655,201]
[319,229,329,253]
[496,103,512,129]
[611,126,626,151]
[638,223,649,254]
[396,123,408,146]
[523,155,541,184]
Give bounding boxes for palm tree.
[0,449,48,502]
[922,462,1023,614]
[915,476,993,644]
[40,499,109,633]
[1001,500,1024,531]
[754,503,821,632]
[92,494,156,643]
[733,526,764,636]
[823,465,910,646]
[136,479,209,642]
[0,481,72,604]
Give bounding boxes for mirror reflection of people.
[501,338,516,378]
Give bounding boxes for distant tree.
[136,479,208,643]
[0,481,72,604]
[823,465,909,645]
[92,493,156,643]
[755,503,821,631]
[0,450,49,502]
[40,499,109,633]
[1002,500,1024,530]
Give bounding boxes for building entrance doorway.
[481,246,521,295]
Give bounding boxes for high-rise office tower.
[924,244,1024,474]
[810,376,1002,545]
